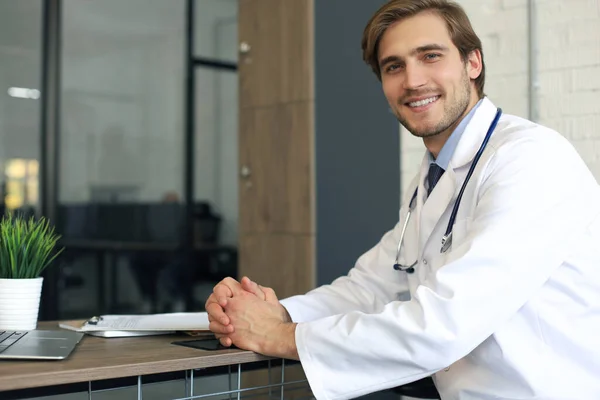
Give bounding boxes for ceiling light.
[7,87,41,100]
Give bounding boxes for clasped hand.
[205,277,296,358]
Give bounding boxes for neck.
[423,129,452,160]
[424,95,480,159]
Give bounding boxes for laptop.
[0,330,84,360]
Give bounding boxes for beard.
[394,69,471,138]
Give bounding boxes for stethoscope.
[393,108,503,273]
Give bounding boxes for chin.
[409,127,441,138]
[402,118,443,138]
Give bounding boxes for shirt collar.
[428,98,484,170]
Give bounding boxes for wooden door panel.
[239,234,314,299]
[239,0,313,108]
[276,102,314,234]
[281,0,314,102]
[238,0,283,108]
[239,106,280,234]
[239,103,314,235]
[238,0,315,292]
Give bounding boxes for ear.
[466,49,482,80]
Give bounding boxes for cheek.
[382,78,401,105]
[432,65,463,92]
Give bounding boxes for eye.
[385,63,403,73]
[424,53,441,61]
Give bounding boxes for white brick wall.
[400,0,600,198]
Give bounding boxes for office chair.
[392,377,441,399]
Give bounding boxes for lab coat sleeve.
[280,217,411,323]
[294,132,600,400]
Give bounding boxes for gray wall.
[315,0,401,286]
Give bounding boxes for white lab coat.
[280,97,600,400]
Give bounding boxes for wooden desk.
[0,322,307,399]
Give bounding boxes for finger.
[209,320,235,335]
[206,302,230,326]
[206,291,229,310]
[205,293,219,311]
[221,277,243,295]
[214,334,233,347]
[213,285,232,307]
[241,276,266,300]
[207,313,223,324]
[215,278,243,306]
[260,285,279,303]
[206,295,228,325]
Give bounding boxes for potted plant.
[0,214,64,330]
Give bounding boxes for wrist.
[279,322,299,360]
[280,305,292,323]
[264,322,298,360]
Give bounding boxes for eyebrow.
[378,43,450,68]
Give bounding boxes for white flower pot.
[0,277,43,331]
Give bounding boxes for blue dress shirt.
[429,98,484,170]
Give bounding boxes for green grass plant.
[0,214,64,279]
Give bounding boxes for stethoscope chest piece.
[441,232,452,253]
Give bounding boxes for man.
[206,1,600,399]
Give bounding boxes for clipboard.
[59,312,212,338]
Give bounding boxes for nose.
[403,63,427,90]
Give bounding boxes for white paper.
[79,312,210,332]
[85,330,175,338]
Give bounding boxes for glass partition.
[60,0,186,208]
[54,0,239,318]
[0,0,43,217]
[58,0,188,317]
[194,67,238,247]
[194,0,238,63]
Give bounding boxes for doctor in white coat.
[206,0,600,399]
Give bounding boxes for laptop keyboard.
[0,331,28,353]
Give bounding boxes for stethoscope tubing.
[394,108,502,272]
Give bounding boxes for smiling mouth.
[406,95,441,108]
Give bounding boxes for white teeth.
[408,96,438,107]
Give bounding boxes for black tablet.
[172,339,238,351]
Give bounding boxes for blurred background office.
[1,0,241,320]
[0,0,401,325]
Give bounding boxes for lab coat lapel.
[415,97,499,254]
[451,97,500,169]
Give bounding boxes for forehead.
[378,11,454,59]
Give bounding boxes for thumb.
[241,276,266,300]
